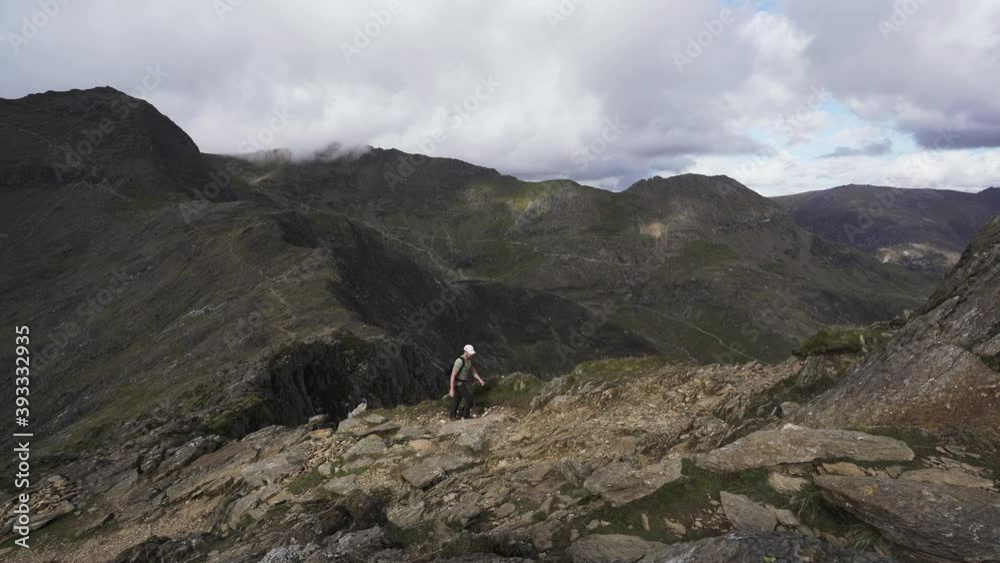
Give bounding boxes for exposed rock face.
[815,475,1000,561]
[697,425,914,472]
[582,458,683,506]
[719,492,776,532]
[800,216,1000,431]
[637,531,889,562]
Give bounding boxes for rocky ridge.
[3,353,998,562]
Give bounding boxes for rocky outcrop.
[815,475,1000,561]
[697,425,913,472]
[800,216,1000,432]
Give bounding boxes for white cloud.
[1,0,998,194]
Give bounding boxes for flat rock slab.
[337,415,400,438]
[638,531,888,562]
[337,417,369,435]
[437,416,497,437]
[815,475,1000,561]
[697,424,913,472]
[402,455,474,489]
[346,435,386,458]
[900,468,996,490]
[356,422,401,437]
[567,533,666,563]
[583,458,683,507]
[719,491,776,532]
[323,475,360,496]
[395,425,427,440]
[240,445,310,488]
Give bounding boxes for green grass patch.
[575,459,880,548]
[510,497,541,516]
[579,461,780,543]
[478,373,544,409]
[286,469,325,494]
[795,325,889,356]
[573,355,671,383]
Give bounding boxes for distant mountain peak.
[0,85,226,199]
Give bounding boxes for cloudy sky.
[3,0,999,195]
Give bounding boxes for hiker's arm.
[449,366,458,396]
[473,367,485,385]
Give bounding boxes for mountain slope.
[799,215,1000,431]
[775,184,1000,272]
[243,155,939,364]
[0,87,939,456]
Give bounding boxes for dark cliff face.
[799,215,1000,431]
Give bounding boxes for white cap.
[463,344,476,355]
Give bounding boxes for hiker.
[449,344,485,419]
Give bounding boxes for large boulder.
[583,458,683,506]
[567,534,666,563]
[697,425,913,472]
[719,492,776,532]
[815,474,1000,561]
[637,531,888,562]
[345,435,386,458]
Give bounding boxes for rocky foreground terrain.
[2,351,997,562]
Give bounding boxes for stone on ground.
[819,462,866,477]
[346,435,386,458]
[323,475,360,496]
[566,534,666,563]
[408,439,434,452]
[395,425,426,440]
[241,446,310,487]
[697,424,913,472]
[337,416,368,435]
[583,457,682,506]
[815,474,1000,561]
[401,455,474,488]
[719,491,776,532]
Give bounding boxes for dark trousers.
[450,381,474,419]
